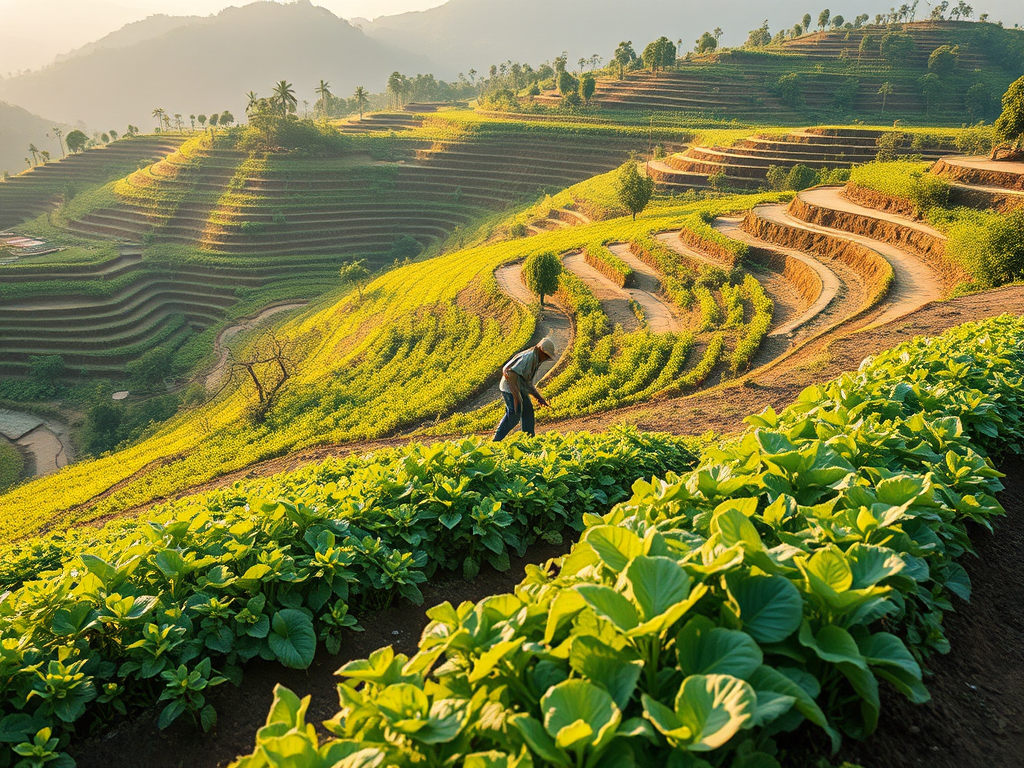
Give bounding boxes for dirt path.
[802,185,946,237]
[563,250,681,334]
[606,243,683,334]
[712,217,845,340]
[760,202,944,330]
[0,409,73,478]
[457,264,572,413]
[939,155,1024,176]
[204,303,308,392]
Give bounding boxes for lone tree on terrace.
[695,31,718,55]
[878,81,894,115]
[614,41,636,79]
[994,75,1024,158]
[522,251,562,307]
[339,259,371,299]
[354,86,368,119]
[616,160,655,221]
[65,129,88,153]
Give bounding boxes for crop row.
[0,429,697,767]
[235,313,1024,768]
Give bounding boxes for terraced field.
[649,126,955,192]
[569,20,1022,125]
[0,113,674,378]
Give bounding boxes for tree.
[579,73,596,104]
[854,13,869,27]
[746,21,771,48]
[919,73,942,115]
[173,113,183,132]
[950,0,973,20]
[315,79,332,117]
[220,111,234,128]
[522,251,562,307]
[557,70,577,96]
[642,37,675,74]
[714,27,724,43]
[354,86,368,119]
[209,113,219,129]
[878,81,895,115]
[880,32,915,66]
[151,107,166,131]
[27,143,39,166]
[245,92,259,116]
[802,13,812,32]
[65,129,88,153]
[695,31,718,55]
[616,161,655,221]
[29,354,65,389]
[930,1,949,20]
[49,126,65,158]
[198,114,207,128]
[227,333,294,419]
[125,346,175,389]
[965,82,993,122]
[387,71,410,108]
[100,133,109,144]
[994,75,1024,156]
[927,45,959,77]
[614,41,636,79]
[272,80,298,118]
[189,114,196,131]
[339,259,371,299]
[818,9,831,31]
[858,34,875,65]
[831,14,845,28]
[792,24,804,38]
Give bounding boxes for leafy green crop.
[0,429,696,766]
[234,314,1024,768]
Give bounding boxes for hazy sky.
[0,0,447,74]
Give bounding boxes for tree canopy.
[616,161,655,221]
[522,251,562,307]
[65,130,88,153]
[995,75,1024,150]
[641,37,676,73]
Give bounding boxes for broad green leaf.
[857,632,921,679]
[674,674,756,751]
[621,556,692,622]
[875,475,928,506]
[569,635,642,710]
[318,742,386,768]
[805,546,852,593]
[585,526,644,573]
[712,508,764,552]
[576,585,638,632]
[749,665,838,749]
[544,589,587,644]
[264,684,309,729]
[510,714,568,767]
[846,543,905,589]
[268,609,316,669]
[724,574,803,643]
[676,615,762,679]
[641,693,690,740]
[542,679,621,754]
[798,622,866,669]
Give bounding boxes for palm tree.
[48,126,66,158]
[245,91,259,116]
[272,80,298,119]
[878,81,894,115]
[353,86,368,120]
[189,114,196,131]
[151,107,166,131]
[173,113,184,132]
[27,143,39,166]
[315,79,332,118]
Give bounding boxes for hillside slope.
[359,0,1024,75]
[0,0,432,129]
[0,102,67,178]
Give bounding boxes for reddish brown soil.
[71,543,569,768]
[838,453,1024,768]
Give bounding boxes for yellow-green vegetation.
[850,159,1024,288]
[0,440,23,492]
[0,188,786,540]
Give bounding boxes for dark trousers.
[494,391,534,441]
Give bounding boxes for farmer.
[493,337,555,441]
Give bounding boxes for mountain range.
[0,1,428,131]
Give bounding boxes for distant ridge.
[0,0,433,129]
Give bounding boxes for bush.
[774,73,804,108]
